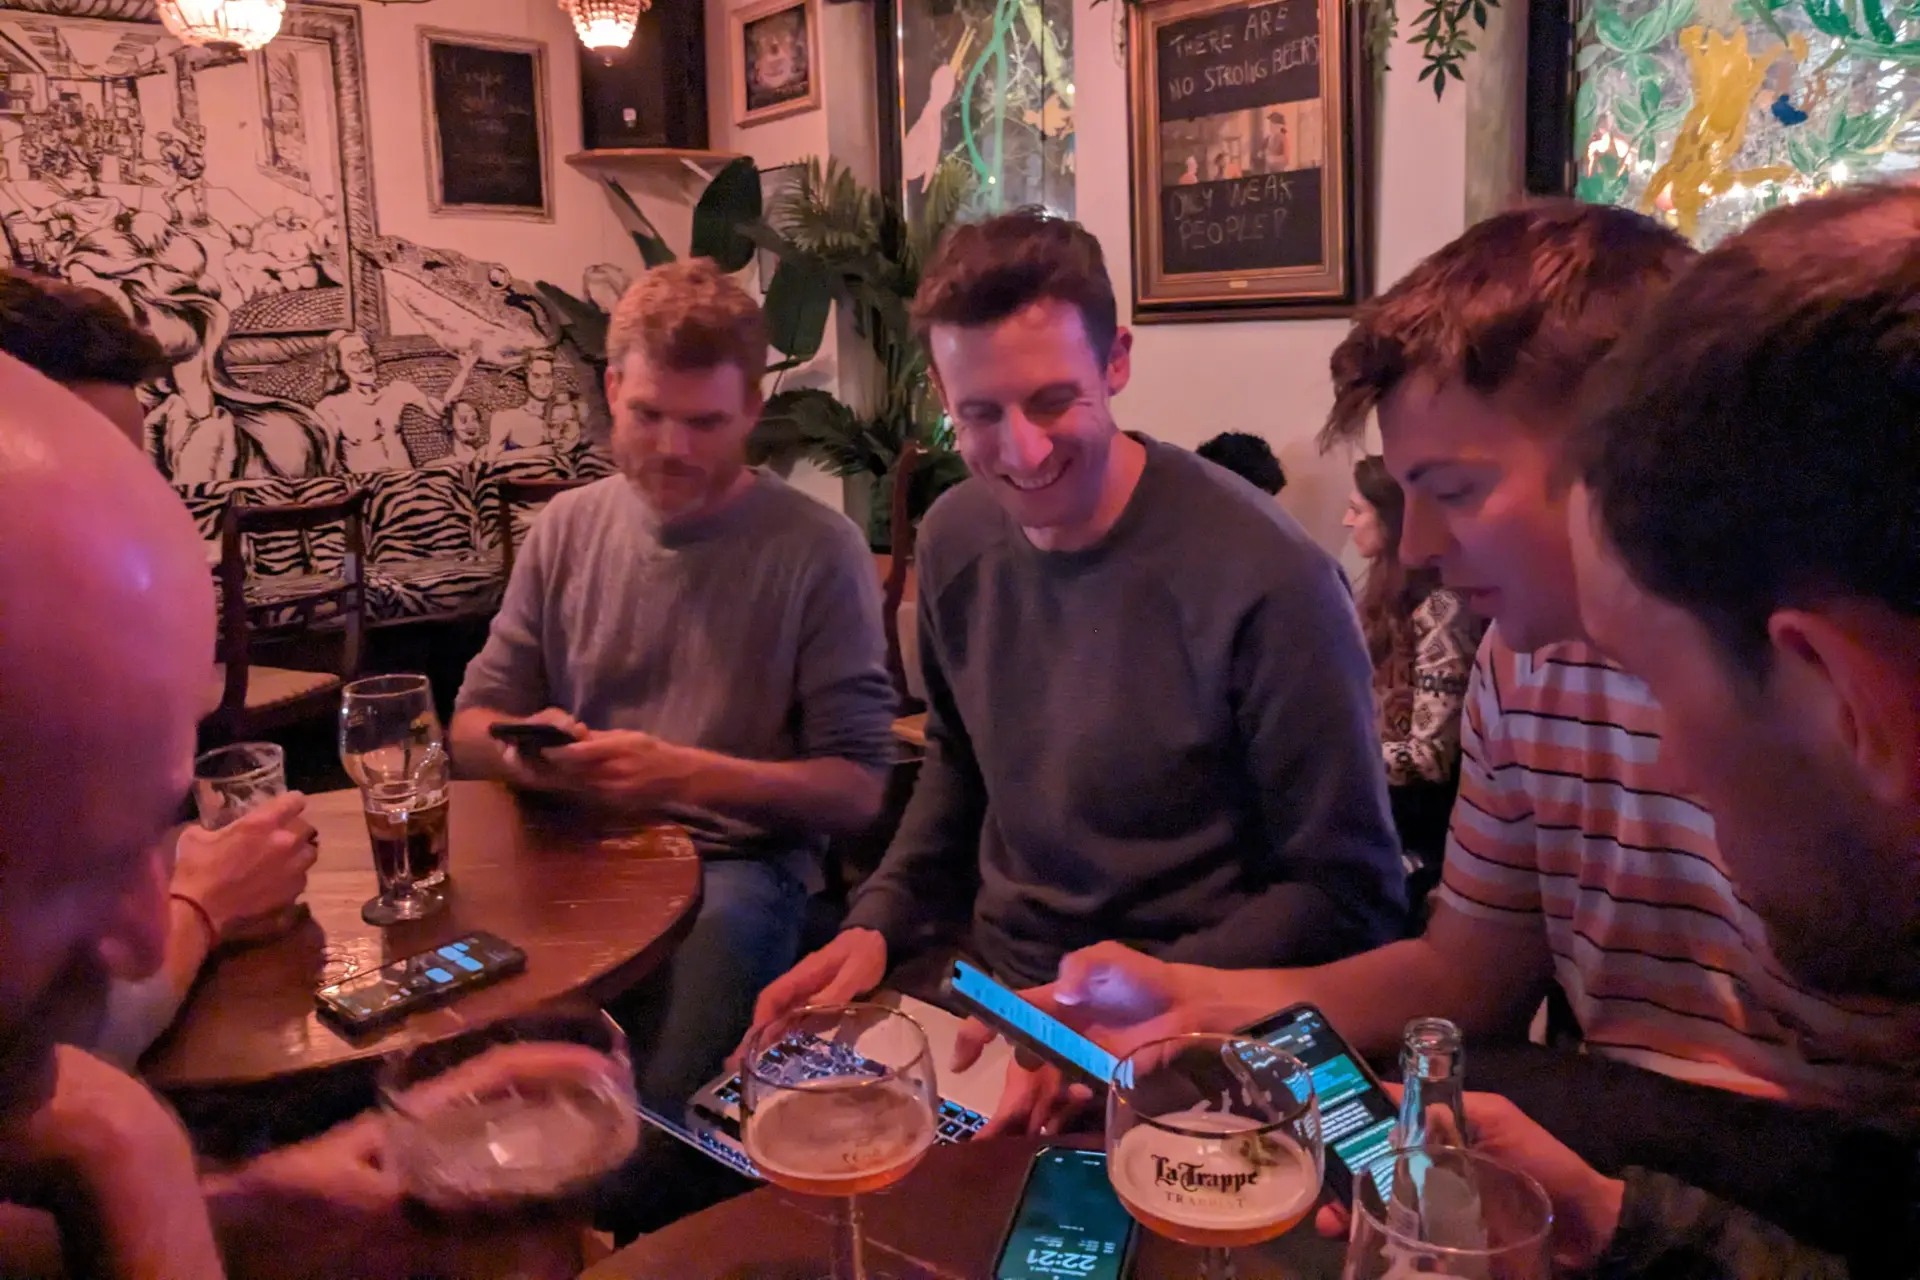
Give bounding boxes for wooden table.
[586,1136,1345,1279]
[144,781,702,1092]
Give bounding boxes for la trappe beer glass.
[1108,1034,1323,1280]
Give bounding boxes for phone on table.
[315,931,527,1034]
[488,721,579,757]
[995,1146,1139,1280]
[1239,1003,1397,1204]
[946,959,1118,1088]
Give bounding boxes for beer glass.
[1341,1145,1551,1280]
[1107,1034,1323,1280]
[191,741,302,940]
[338,674,449,925]
[740,1004,939,1280]
[381,1009,640,1215]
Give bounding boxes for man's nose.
[653,418,692,459]
[1399,492,1451,567]
[999,410,1052,473]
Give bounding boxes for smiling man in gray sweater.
[749,210,1405,1031]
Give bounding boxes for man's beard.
[1755,839,1920,1003]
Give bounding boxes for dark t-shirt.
[844,436,1407,984]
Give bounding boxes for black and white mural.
[0,0,622,483]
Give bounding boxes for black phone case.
[993,1146,1140,1280]
[1236,1001,1392,1204]
[315,931,528,1034]
[488,723,577,753]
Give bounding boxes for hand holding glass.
[190,741,302,941]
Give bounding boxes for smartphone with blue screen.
[1239,1003,1396,1204]
[995,1146,1138,1280]
[947,959,1118,1088]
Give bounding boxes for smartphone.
[488,721,578,756]
[1239,1003,1397,1203]
[946,959,1118,1087]
[995,1146,1138,1280]
[315,931,527,1034]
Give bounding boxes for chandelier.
[562,0,648,53]
[156,0,286,51]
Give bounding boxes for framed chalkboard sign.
[420,29,553,222]
[1128,0,1369,320]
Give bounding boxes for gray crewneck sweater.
[843,436,1406,985]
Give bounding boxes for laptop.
[640,991,1014,1181]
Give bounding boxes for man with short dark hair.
[450,260,896,1115]
[1196,430,1286,496]
[749,208,1405,1057]
[1366,179,1920,1280]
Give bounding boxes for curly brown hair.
[911,208,1118,363]
[606,259,768,390]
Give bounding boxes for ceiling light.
[565,0,648,53]
[156,0,286,51]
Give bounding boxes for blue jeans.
[612,857,808,1109]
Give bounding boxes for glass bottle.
[1393,1016,1467,1148]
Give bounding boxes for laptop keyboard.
[705,1030,989,1145]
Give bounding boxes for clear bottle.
[1393,1016,1467,1148]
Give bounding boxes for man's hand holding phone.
[487,710,587,787]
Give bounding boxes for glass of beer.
[191,741,303,940]
[1341,1145,1550,1280]
[339,674,450,925]
[740,1004,939,1280]
[1107,1034,1323,1280]
[381,1008,640,1218]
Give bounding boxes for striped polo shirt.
[1438,634,1919,1111]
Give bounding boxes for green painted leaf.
[1594,4,1637,50]
[1787,136,1819,174]
[1623,53,1660,84]
[1576,38,1610,70]
[1614,97,1649,134]
[690,156,763,273]
[1649,103,1690,135]
[1638,78,1663,116]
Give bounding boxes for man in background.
[1196,429,1286,497]
[450,261,896,1122]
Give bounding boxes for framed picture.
[732,0,821,127]
[420,29,553,221]
[1128,0,1370,321]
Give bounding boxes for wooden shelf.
[566,148,743,182]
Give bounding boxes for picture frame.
[1128,0,1371,321]
[731,0,821,128]
[419,28,553,222]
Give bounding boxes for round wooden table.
[144,780,702,1092]
[584,1136,1346,1279]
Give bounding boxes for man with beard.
[448,261,897,1135]
[748,209,1404,1044]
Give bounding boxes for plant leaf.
[764,254,834,362]
[691,156,764,272]
[630,229,676,268]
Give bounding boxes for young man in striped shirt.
[971,201,1918,1132]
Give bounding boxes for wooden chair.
[499,478,591,578]
[209,490,368,742]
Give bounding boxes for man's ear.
[1106,327,1134,397]
[603,361,621,409]
[1769,608,1920,808]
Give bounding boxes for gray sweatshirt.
[843,437,1407,985]
[455,472,897,870]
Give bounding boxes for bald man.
[0,357,584,1279]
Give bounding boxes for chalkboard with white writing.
[1156,0,1320,124]
[424,34,551,219]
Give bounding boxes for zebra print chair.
[209,488,367,743]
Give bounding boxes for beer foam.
[1111,1109,1321,1233]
